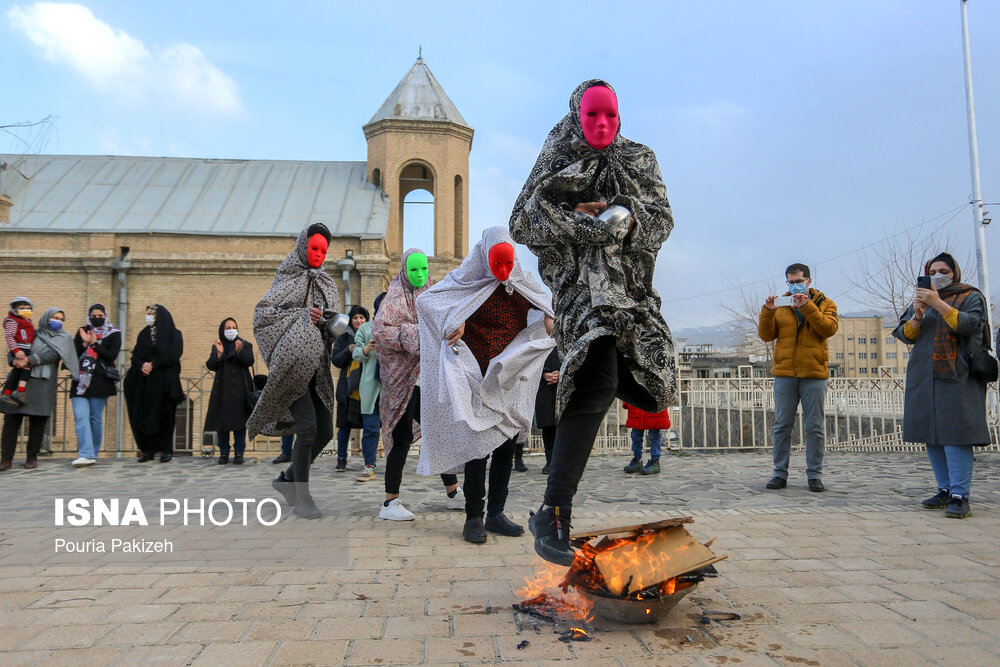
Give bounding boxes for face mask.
[788,282,809,295]
[224,329,238,341]
[145,314,156,327]
[488,242,515,282]
[930,273,953,291]
[16,309,32,319]
[48,320,63,331]
[580,85,619,150]
[306,234,329,268]
[90,317,105,328]
[405,252,429,288]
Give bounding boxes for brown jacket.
[758,288,839,379]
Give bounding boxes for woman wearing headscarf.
[71,304,121,468]
[373,248,462,521]
[123,304,184,463]
[510,80,676,565]
[0,308,79,470]
[415,226,555,543]
[893,252,990,519]
[204,317,255,465]
[352,292,387,482]
[248,223,339,519]
[332,305,370,472]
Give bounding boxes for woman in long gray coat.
[892,252,989,519]
[0,308,79,470]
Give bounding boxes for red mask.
[306,234,329,268]
[580,85,619,150]
[488,242,515,282]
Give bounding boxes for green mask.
[405,252,429,288]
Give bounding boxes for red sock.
[16,387,25,393]
[2,390,10,395]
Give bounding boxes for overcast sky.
[3,1,999,330]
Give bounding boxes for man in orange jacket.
[758,263,838,492]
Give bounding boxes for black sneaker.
[272,470,297,506]
[233,455,244,465]
[528,504,575,566]
[463,517,488,544]
[272,453,291,464]
[945,495,970,519]
[485,512,525,536]
[640,460,660,475]
[335,458,347,472]
[218,455,229,465]
[765,476,786,489]
[624,459,642,474]
[808,478,825,492]
[921,489,950,509]
[514,458,528,473]
[541,463,550,475]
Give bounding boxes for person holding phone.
[758,263,839,492]
[892,252,989,519]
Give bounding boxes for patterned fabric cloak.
[509,79,676,418]
[246,226,339,438]
[373,249,432,455]
[414,227,556,475]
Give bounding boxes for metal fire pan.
[580,583,697,624]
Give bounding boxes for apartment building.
[828,316,910,377]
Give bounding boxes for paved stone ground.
[0,448,998,666]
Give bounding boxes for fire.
[516,557,595,621]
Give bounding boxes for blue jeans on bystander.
[926,445,974,499]
[630,428,662,461]
[72,396,108,460]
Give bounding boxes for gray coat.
[0,309,79,419]
[892,290,990,446]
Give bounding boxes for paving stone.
[345,637,423,665]
[32,647,124,666]
[423,636,497,663]
[191,641,276,666]
[270,639,349,665]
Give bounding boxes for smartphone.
[773,295,795,307]
[917,276,931,290]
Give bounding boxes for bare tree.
[843,220,971,321]
[717,279,778,373]
[1,116,55,155]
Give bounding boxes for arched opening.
[453,175,464,257]
[398,161,435,256]
[403,188,434,256]
[371,168,381,188]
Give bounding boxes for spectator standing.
[758,263,838,492]
[71,304,121,467]
[0,308,79,470]
[893,252,990,519]
[332,305,369,471]
[123,305,184,463]
[204,317,255,465]
[622,403,670,475]
[353,293,386,482]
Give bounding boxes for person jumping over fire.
[510,79,676,565]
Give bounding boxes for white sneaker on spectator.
[446,488,465,510]
[72,458,96,468]
[379,498,415,521]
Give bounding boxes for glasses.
[786,279,808,286]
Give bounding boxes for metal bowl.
[580,582,697,624]
[328,312,350,337]
[596,204,631,228]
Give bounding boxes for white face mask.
[930,273,953,291]
[145,314,156,327]
[224,329,238,341]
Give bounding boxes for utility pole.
[960,0,993,330]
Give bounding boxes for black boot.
[514,458,527,473]
[485,512,524,537]
[218,454,229,465]
[293,487,322,519]
[528,504,574,566]
[463,516,487,543]
[272,452,291,464]
[272,469,297,506]
[233,454,244,465]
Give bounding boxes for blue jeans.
[281,434,293,457]
[337,426,352,459]
[72,396,108,459]
[772,377,826,480]
[218,430,246,456]
[926,445,974,499]
[630,428,662,461]
[361,411,380,467]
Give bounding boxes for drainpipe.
[337,249,356,309]
[110,247,131,457]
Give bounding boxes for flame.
[516,557,595,621]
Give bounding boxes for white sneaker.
[379,498,415,521]
[72,458,96,468]
[446,488,465,510]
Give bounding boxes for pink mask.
[580,85,619,150]
[306,234,329,268]
[488,243,515,282]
